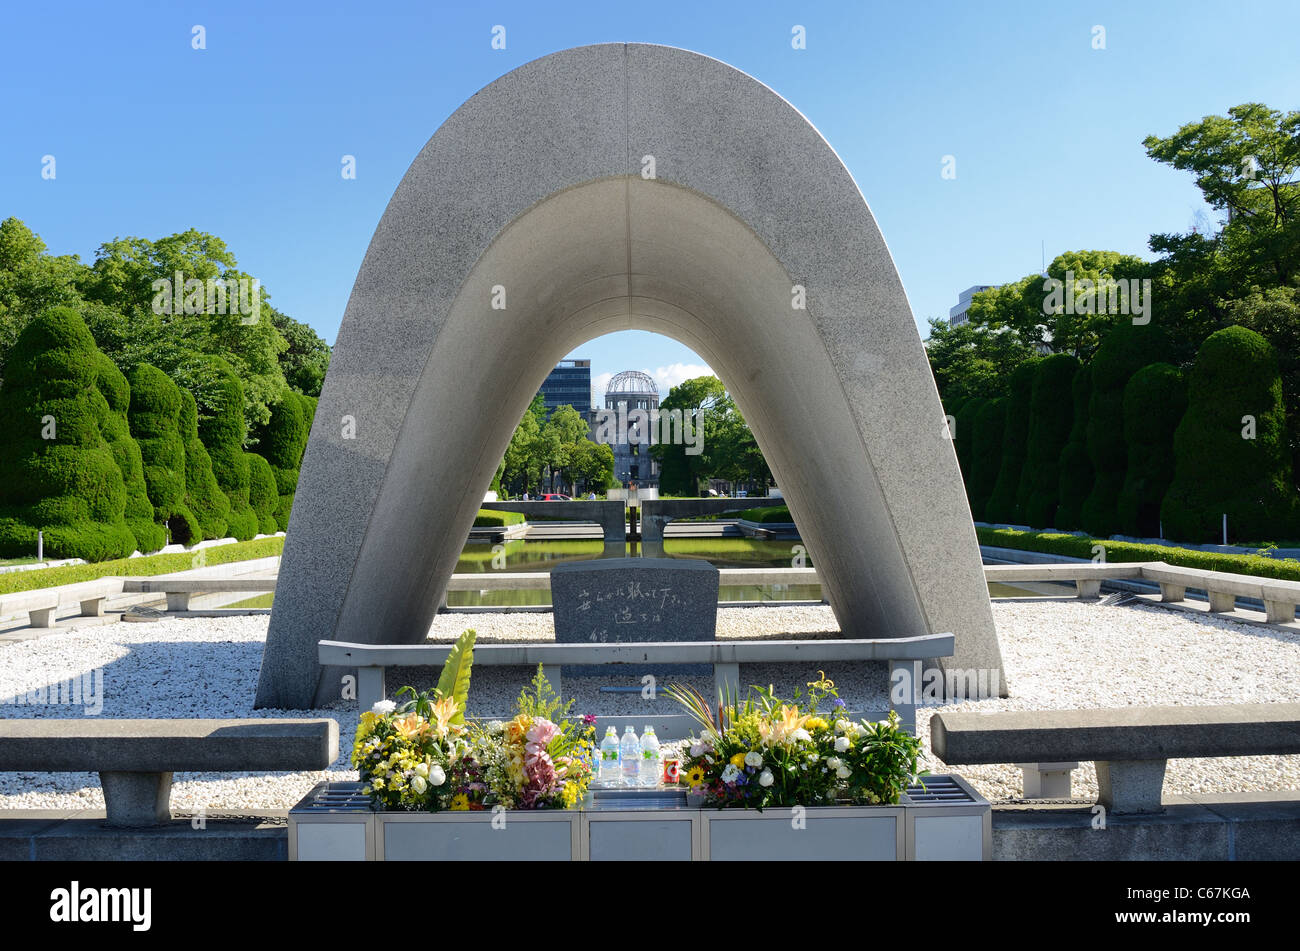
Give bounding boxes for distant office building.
[538,359,592,418]
[948,285,997,328]
[599,370,661,487]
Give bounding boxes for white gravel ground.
[1,600,1297,809]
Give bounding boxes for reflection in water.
[450,538,819,607]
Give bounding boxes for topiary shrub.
[1161,327,1297,543]
[968,398,1008,520]
[179,388,230,540]
[95,353,166,554]
[252,388,315,531]
[1081,322,1167,536]
[1118,363,1186,537]
[199,364,257,541]
[0,306,137,561]
[984,360,1040,523]
[1017,354,1079,528]
[1054,362,1094,530]
[954,397,987,486]
[246,451,279,535]
[127,363,201,545]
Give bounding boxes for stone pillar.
[100,771,173,827]
[1096,759,1166,814]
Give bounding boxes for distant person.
[587,491,597,500]
[522,490,530,501]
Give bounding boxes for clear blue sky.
[3,0,1296,399]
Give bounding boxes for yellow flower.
[431,695,460,739]
[805,717,828,731]
[450,794,470,811]
[729,753,746,769]
[686,765,706,786]
[392,713,429,741]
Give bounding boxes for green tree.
[253,388,316,530]
[0,218,89,387]
[1080,323,1168,537]
[179,389,229,540]
[1017,354,1079,528]
[95,352,166,553]
[269,306,331,397]
[0,307,136,561]
[198,363,257,540]
[127,363,200,545]
[1229,286,1300,471]
[1054,362,1095,530]
[953,397,986,486]
[1117,363,1187,537]
[499,395,547,496]
[984,360,1039,523]
[924,317,1037,403]
[539,404,591,492]
[1162,327,1296,543]
[968,398,1007,520]
[247,452,280,535]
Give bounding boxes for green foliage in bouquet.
[669,672,926,810]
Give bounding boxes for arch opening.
[255,43,1003,709]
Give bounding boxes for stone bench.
[0,580,120,628]
[1138,562,1299,622]
[121,577,276,611]
[319,634,954,731]
[0,718,338,826]
[983,562,1145,599]
[930,702,1300,812]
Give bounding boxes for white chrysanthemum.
[744,751,763,767]
[834,735,851,752]
[371,699,396,715]
[721,763,741,783]
[826,757,842,769]
[836,765,851,779]
[791,728,812,743]
[758,769,774,787]
[834,719,850,733]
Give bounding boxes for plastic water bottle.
[599,726,620,784]
[619,725,640,786]
[639,725,661,787]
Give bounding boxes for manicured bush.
[1118,363,1186,537]
[253,388,316,530]
[199,364,257,541]
[975,526,1300,582]
[1017,354,1079,528]
[0,536,285,596]
[954,397,987,486]
[1161,327,1297,543]
[95,353,166,553]
[984,360,1040,523]
[127,363,200,545]
[179,388,230,540]
[474,508,526,527]
[246,451,280,535]
[968,398,1007,520]
[1081,322,1167,536]
[1055,362,1094,530]
[0,306,137,561]
[737,504,793,523]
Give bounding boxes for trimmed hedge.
[1118,362,1186,537]
[1081,322,1167,536]
[1018,354,1078,528]
[0,306,137,561]
[179,389,230,540]
[985,360,1039,523]
[0,536,285,596]
[199,365,257,541]
[253,389,316,531]
[968,398,1008,520]
[474,508,526,527]
[1054,361,1094,529]
[1161,326,1297,543]
[246,452,280,535]
[127,363,199,546]
[737,504,793,523]
[95,353,166,554]
[954,397,986,485]
[976,526,1300,582]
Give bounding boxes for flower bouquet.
[667,671,925,810]
[352,630,597,812]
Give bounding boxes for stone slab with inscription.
[551,557,719,677]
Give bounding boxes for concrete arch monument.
[255,43,1005,709]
